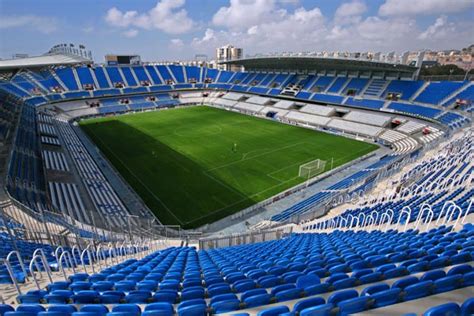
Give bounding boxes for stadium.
[0,1,473,315]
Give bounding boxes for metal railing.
[419,74,473,82]
[198,227,292,250]
[304,197,472,235]
[3,239,160,297]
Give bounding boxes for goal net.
[299,159,327,179]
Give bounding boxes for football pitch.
[79,106,378,228]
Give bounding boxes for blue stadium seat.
[423,302,461,316]
[211,299,240,313]
[110,304,141,316]
[257,305,290,316]
[371,288,401,308]
[327,289,358,305]
[300,303,334,316]
[79,304,109,316]
[244,294,272,308]
[337,296,372,315]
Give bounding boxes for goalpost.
[299,159,327,179]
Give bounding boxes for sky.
[0,0,473,63]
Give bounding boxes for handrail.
[370,211,379,226]
[414,203,433,231]
[414,203,428,227]
[95,245,102,271]
[107,242,114,264]
[108,243,117,265]
[29,254,53,290]
[382,209,394,232]
[71,245,81,267]
[347,214,355,228]
[2,258,22,295]
[6,251,28,282]
[461,199,472,224]
[54,246,64,267]
[120,241,127,257]
[357,213,366,230]
[436,200,456,226]
[96,245,108,270]
[80,245,95,274]
[422,208,435,232]
[88,243,97,264]
[58,251,76,281]
[32,248,52,277]
[361,214,368,228]
[444,204,463,230]
[397,206,411,232]
[134,243,141,259]
[339,217,347,229]
[368,215,376,231]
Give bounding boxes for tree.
[420,64,472,76]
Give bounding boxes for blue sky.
[1,0,473,62]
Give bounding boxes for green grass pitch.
[79,106,378,228]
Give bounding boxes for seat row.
[3,264,473,315]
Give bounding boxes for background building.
[216,44,243,71]
[49,43,92,60]
[105,54,141,66]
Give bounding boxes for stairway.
[410,81,430,102]
[441,82,473,107]
[71,68,82,91]
[23,72,48,93]
[363,79,387,97]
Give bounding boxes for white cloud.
[326,26,350,40]
[0,15,58,33]
[335,1,367,17]
[334,0,367,24]
[191,28,218,46]
[195,6,326,53]
[212,0,278,30]
[170,38,184,47]
[418,15,459,41]
[105,7,138,27]
[278,0,299,4]
[105,0,194,34]
[356,16,415,41]
[379,0,474,16]
[122,29,139,38]
[186,0,473,58]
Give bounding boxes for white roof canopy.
[0,53,91,71]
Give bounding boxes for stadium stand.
[311,93,345,104]
[342,78,368,94]
[285,111,331,126]
[383,80,425,100]
[387,102,442,119]
[443,83,474,107]
[105,67,126,87]
[300,104,334,116]
[343,111,391,127]
[327,77,349,94]
[363,79,387,97]
[327,119,383,137]
[1,219,471,314]
[312,76,334,91]
[121,67,139,87]
[344,97,385,110]
[415,81,468,105]
[0,56,472,315]
[41,150,69,172]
